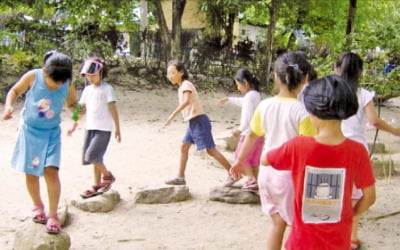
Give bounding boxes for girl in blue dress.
[3,52,77,234]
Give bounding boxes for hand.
[115,130,121,143]
[165,114,174,126]
[2,105,14,120]
[217,97,228,105]
[232,129,241,137]
[261,154,269,166]
[230,161,244,180]
[67,129,74,136]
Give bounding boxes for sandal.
[97,172,116,193]
[224,175,241,187]
[165,176,186,185]
[32,204,47,224]
[351,239,362,250]
[81,185,102,199]
[46,214,61,234]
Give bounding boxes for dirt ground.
[1,87,400,250]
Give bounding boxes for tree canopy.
[1,0,400,98]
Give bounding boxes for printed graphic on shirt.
[302,166,345,224]
[37,99,55,119]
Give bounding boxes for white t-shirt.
[79,82,117,131]
[227,90,260,135]
[341,88,375,150]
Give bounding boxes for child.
[218,68,264,191]
[259,74,376,250]
[164,59,233,186]
[3,52,77,234]
[69,58,121,198]
[335,51,400,249]
[231,51,316,250]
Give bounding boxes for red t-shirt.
[267,136,375,250]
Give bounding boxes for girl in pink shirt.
[164,60,232,186]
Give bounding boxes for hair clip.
[289,63,299,70]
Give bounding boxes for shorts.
[183,114,215,150]
[235,135,264,167]
[258,166,294,225]
[82,130,111,165]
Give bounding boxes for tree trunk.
[140,0,148,61]
[346,0,357,46]
[150,0,171,60]
[171,0,186,59]
[223,13,235,49]
[262,0,280,86]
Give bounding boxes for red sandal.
[81,185,103,199]
[32,204,47,224]
[97,172,115,193]
[46,214,61,234]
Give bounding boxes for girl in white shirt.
[218,68,264,190]
[336,51,400,250]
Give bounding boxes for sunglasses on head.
[79,59,104,76]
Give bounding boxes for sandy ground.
[1,87,400,250]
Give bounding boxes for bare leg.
[351,199,361,249]
[26,174,43,207]
[44,167,60,216]
[206,147,231,172]
[178,143,191,177]
[93,162,110,184]
[242,166,259,180]
[266,213,287,250]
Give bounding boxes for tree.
[346,0,357,46]
[149,0,186,60]
[262,0,280,84]
[171,0,186,59]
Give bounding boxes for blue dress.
[11,69,69,176]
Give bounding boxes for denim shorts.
[82,130,111,165]
[183,114,215,150]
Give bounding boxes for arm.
[109,102,121,143]
[67,122,79,136]
[2,70,35,120]
[365,101,400,136]
[353,185,376,216]
[217,96,229,105]
[165,90,191,126]
[65,83,78,112]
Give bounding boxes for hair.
[84,57,108,78]
[303,74,358,120]
[168,59,189,80]
[234,68,260,91]
[43,50,57,64]
[44,52,73,83]
[308,66,318,82]
[274,51,311,91]
[335,51,363,89]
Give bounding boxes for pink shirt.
[178,80,204,121]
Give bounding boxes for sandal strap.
[32,204,44,212]
[47,214,59,220]
[103,172,115,182]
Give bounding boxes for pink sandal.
[46,214,61,234]
[32,204,46,224]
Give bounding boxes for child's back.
[264,74,376,250]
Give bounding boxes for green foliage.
[6,50,37,72]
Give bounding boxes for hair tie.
[289,63,299,70]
